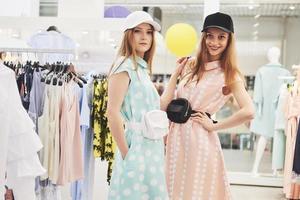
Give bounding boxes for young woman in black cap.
[161,12,254,199]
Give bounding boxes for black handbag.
[166,98,218,124]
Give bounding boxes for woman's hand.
[191,112,216,132]
[173,57,189,78]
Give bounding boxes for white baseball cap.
[122,11,161,32]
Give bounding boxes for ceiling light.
[289,5,295,10]
[82,31,89,35]
[254,14,260,19]
[253,23,260,27]
[11,33,20,38]
[253,31,258,35]
[248,5,254,10]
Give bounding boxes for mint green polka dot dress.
[108,57,168,200]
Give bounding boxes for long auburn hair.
[185,32,244,89]
[108,26,156,76]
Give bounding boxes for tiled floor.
[231,185,285,200]
[223,149,273,174]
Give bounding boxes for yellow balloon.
[165,23,198,57]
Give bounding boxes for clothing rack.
[0,47,75,55]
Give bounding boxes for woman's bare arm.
[107,72,130,159]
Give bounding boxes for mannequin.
[250,47,291,176]
[267,47,281,65]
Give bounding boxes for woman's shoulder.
[111,56,135,74]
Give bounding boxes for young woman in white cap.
[161,12,255,199]
[107,11,180,199]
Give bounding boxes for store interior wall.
[285,18,300,69]
[0,1,299,75]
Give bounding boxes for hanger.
[41,63,56,82]
[68,64,87,84]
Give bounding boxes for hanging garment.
[37,84,61,183]
[0,63,46,200]
[57,82,84,185]
[27,30,76,64]
[28,70,60,200]
[284,83,300,199]
[71,83,95,200]
[82,75,97,200]
[108,57,168,200]
[250,64,290,138]
[166,60,233,200]
[0,88,9,200]
[92,78,116,183]
[28,70,46,131]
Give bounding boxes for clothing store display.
[38,85,61,182]
[28,30,75,64]
[0,63,46,200]
[71,81,95,200]
[250,64,290,138]
[4,61,37,111]
[57,83,84,185]
[166,60,234,200]
[108,57,168,200]
[28,70,46,132]
[92,77,116,183]
[283,81,300,199]
[22,63,65,200]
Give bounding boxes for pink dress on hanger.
[57,83,84,185]
[166,60,234,200]
[284,84,300,199]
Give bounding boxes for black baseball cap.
[201,12,234,33]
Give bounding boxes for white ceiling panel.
[105,1,300,17]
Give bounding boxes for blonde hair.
[185,32,244,89]
[108,26,156,76]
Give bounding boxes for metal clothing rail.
[0,47,75,55]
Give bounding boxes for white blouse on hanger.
[0,63,46,200]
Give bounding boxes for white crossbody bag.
[141,110,169,140]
